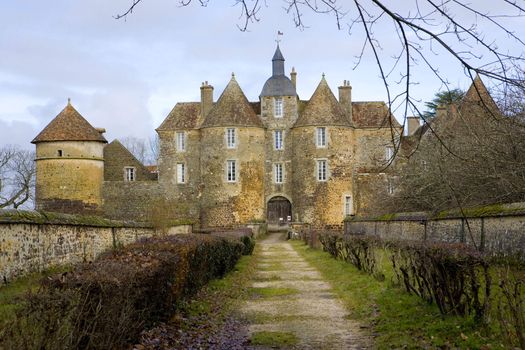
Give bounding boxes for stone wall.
[157,129,202,223]
[0,210,192,280]
[200,126,265,227]
[344,203,525,257]
[102,181,163,222]
[292,125,354,227]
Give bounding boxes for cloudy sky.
[1,1,524,149]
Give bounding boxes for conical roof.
[32,101,107,143]
[294,76,351,127]
[460,75,499,113]
[272,45,285,62]
[201,75,263,128]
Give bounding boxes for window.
[125,167,135,181]
[386,146,394,161]
[274,97,283,118]
[274,163,283,184]
[226,128,236,149]
[226,160,237,182]
[387,178,395,194]
[176,132,186,152]
[316,127,327,148]
[317,160,328,181]
[176,163,186,184]
[344,195,354,216]
[274,130,283,150]
[57,150,63,157]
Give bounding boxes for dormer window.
[57,150,63,157]
[274,97,283,118]
[125,167,136,181]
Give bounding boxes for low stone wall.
[345,202,525,257]
[246,222,268,238]
[0,210,192,281]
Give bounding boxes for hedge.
[318,232,525,347]
[1,233,252,350]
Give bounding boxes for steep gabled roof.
[352,101,400,128]
[294,76,350,127]
[32,101,107,143]
[201,75,263,128]
[460,75,500,114]
[104,139,157,181]
[156,102,201,131]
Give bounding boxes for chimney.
[406,116,420,136]
[338,80,352,121]
[291,67,297,89]
[200,81,214,117]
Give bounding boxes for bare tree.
[121,135,159,165]
[0,146,36,209]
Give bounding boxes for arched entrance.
[267,196,292,226]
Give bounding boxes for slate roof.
[294,76,351,127]
[157,102,201,131]
[32,102,107,143]
[201,75,263,128]
[260,45,297,97]
[352,101,400,128]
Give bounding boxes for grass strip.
[291,240,507,349]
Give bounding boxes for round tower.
[199,74,265,228]
[32,100,107,214]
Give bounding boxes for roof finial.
[322,72,325,78]
[231,72,235,78]
[276,30,283,44]
[67,97,71,106]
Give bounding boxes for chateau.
[32,45,407,229]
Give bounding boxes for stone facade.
[33,45,402,229]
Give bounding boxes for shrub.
[1,234,244,350]
[388,240,491,321]
[211,228,255,255]
[319,232,491,321]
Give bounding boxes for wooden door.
[267,196,292,224]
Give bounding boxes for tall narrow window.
[316,127,327,148]
[387,178,395,194]
[317,160,327,181]
[226,128,236,149]
[386,146,394,162]
[176,163,186,184]
[344,195,354,216]
[176,132,186,152]
[57,149,63,157]
[226,160,237,182]
[125,167,135,181]
[274,163,283,184]
[274,130,283,150]
[274,97,283,118]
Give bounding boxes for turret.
[32,100,107,214]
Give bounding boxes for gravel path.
[239,232,372,349]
